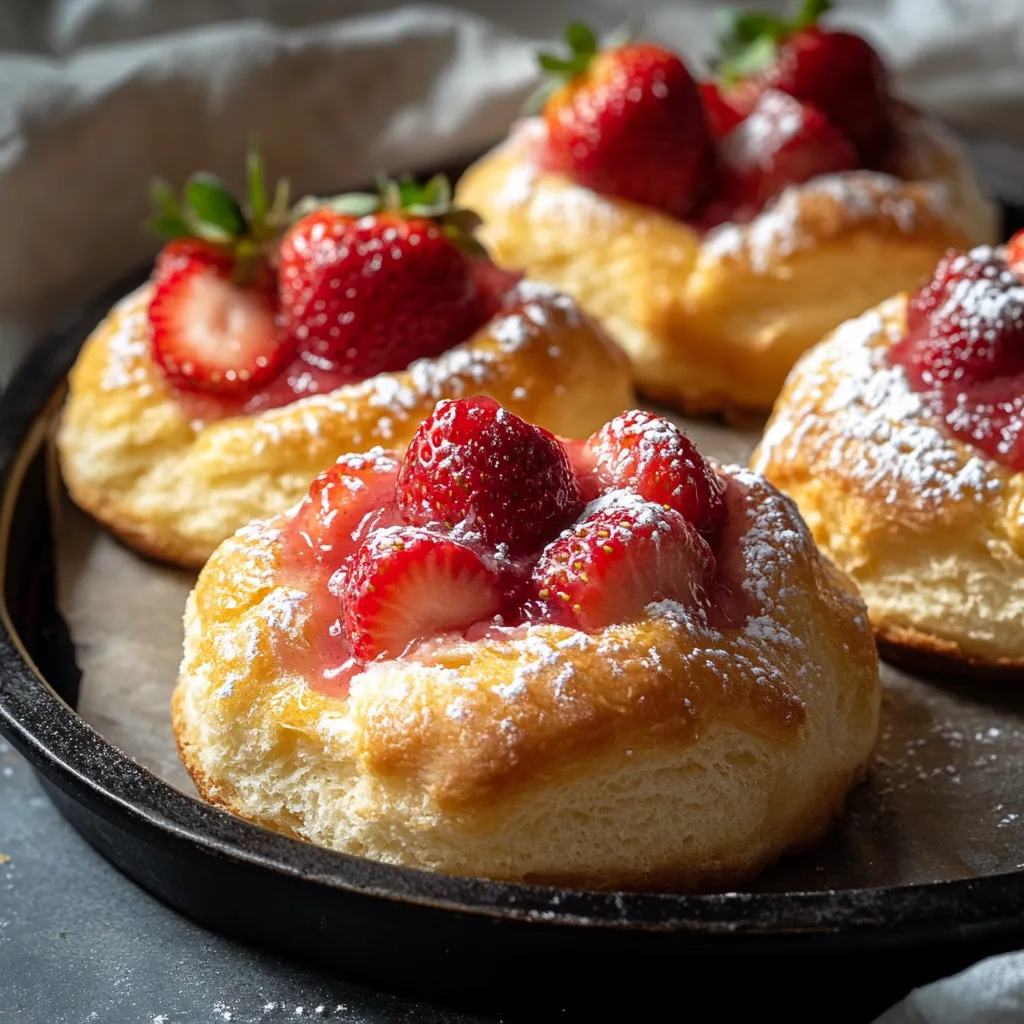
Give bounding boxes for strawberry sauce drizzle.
[274,455,403,697]
[172,351,359,423]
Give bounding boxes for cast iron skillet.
[3,207,1024,1020]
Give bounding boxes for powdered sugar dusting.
[752,300,1001,504]
[702,171,955,274]
[99,289,155,395]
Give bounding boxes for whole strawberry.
[534,23,714,219]
[397,396,583,556]
[713,0,893,159]
[278,176,519,378]
[146,151,295,394]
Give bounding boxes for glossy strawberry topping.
[277,401,735,696]
[532,5,901,231]
[889,244,1024,470]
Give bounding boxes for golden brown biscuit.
[172,468,879,890]
[57,280,633,568]
[456,113,997,420]
[752,296,1024,674]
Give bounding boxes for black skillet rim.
[3,268,1024,948]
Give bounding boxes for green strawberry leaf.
[402,174,455,218]
[533,20,603,94]
[145,212,191,239]
[150,178,182,219]
[424,173,452,207]
[438,208,484,236]
[538,53,579,73]
[269,177,291,224]
[290,174,488,260]
[793,0,832,30]
[713,0,832,83]
[564,21,598,57]
[718,33,779,81]
[185,172,248,238]
[321,192,383,218]
[732,11,786,43]
[146,148,291,261]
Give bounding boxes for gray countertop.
[0,736,489,1024]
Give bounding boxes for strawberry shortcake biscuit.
[755,235,1024,675]
[174,400,880,889]
[57,165,631,567]
[457,4,996,419]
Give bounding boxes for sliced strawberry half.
[343,527,505,659]
[531,492,716,631]
[288,448,402,567]
[586,410,726,540]
[146,149,295,394]
[149,258,293,394]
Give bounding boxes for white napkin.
[5,3,1024,1018]
[872,952,1024,1024]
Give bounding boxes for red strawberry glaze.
[272,405,760,700]
[889,246,1024,471]
[170,350,359,424]
[275,449,403,696]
